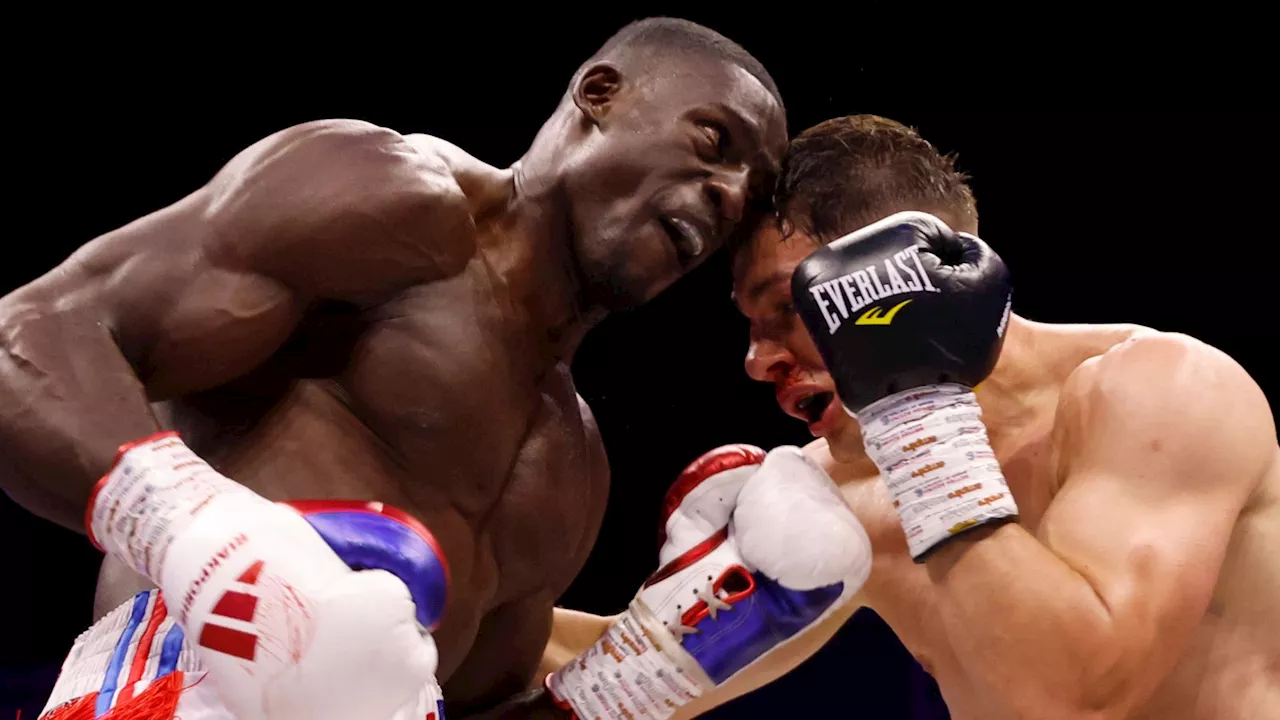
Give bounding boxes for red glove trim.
[544,673,577,716]
[643,526,729,590]
[657,444,764,548]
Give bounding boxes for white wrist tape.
[857,384,1018,560]
[547,601,712,719]
[88,431,249,584]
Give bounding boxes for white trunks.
[39,589,223,719]
[39,589,446,719]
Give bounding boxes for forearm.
[0,299,160,529]
[927,523,1122,716]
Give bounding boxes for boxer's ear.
[572,63,623,125]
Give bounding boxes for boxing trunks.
[39,589,446,720]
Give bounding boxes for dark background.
[2,10,1275,719]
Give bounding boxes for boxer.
[546,115,1280,719]
[0,17,791,719]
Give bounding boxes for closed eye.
[697,121,730,160]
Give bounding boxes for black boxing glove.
[791,211,1018,561]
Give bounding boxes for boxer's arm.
[0,118,473,529]
[537,608,617,682]
[924,333,1274,719]
[538,603,859,719]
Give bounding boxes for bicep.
[55,119,472,398]
[1038,334,1273,671]
[34,186,307,400]
[1037,467,1237,647]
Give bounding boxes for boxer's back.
[823,325,1279,719]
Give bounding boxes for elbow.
[992,627,1145,720]
[1010,688,1133,720]
[1019,656,1146,720]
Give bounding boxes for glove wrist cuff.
[547,601,712,719]
[858,384,1019,560]
[87,432,246,583]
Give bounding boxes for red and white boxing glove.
[86,432,444,720]
[546,444,871,719]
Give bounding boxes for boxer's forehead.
[732,223,820,311]
[653,60,786,167]
[715,64,787,162]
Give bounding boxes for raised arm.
[0,118,473,529]
[926,333,1277,718]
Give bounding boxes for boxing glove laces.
[792,211,1019,562]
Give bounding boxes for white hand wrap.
[858,384,1017,560]
[546,603,711,719]
[88,432,260,586]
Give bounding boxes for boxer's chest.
[339,279,604,589]
[163,273,605,659]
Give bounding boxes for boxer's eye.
[696,121,729,160]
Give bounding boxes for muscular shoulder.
[1056,331,1276,492]
[206,119,476,301]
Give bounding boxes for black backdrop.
[2,10,1276,719]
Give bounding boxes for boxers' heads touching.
[732,115,977,447]
[554,18,787,310]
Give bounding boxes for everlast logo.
[911,461,945,478]
[601,639,624,663]
[903,435,937,453]
[978,493,1006,506]
[948,483,981,500]
[807,246,940,334]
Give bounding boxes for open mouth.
[660,216,707,266]
[796,391,835,425]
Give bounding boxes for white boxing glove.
[86,432,440,720]
[546,444,871,719]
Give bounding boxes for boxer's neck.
[439,135,602,363]
[972,315,1061,451]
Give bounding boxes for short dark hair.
[582,17,784,116]
[774,114,976,242]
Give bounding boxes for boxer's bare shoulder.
[7,119,477,396]
[1053,330,1275,494]
[0,119,484,527]
[1040,330,1280,718]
